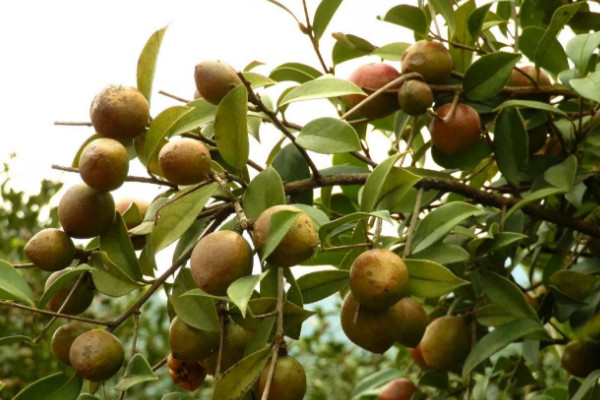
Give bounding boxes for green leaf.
[318,210,392,244]
[137,25,167,104]
[521,27,568,76]
[313,0,343,40]
[296,269,349,303]
[544,155,577,193]
[38,266,94,308]
[360,155,420,212]
[370,42,410,61]
[241,71,277,88]
[503,187,565,223]
[269,62,322,84]
[468,4,493,37]
[494,107,528,185]
[100,213,142,281]
[404,259,469,298]
[0,259,35,306]
[260,209,302,262]
[572,370,600,400]
[296,117,361,154]
[169,99,217,137]
[13,372,82,400]
[170,268,219,332]
[411,202,482,254]
[243,167,286,220]
[144,106,193,163]
[77,395,102,400]
[493,100,568,118]
[90,255,141,298]
[566,32,600,74]
[115,353,158,391]
[462,319,547,378]
[352,368,401,398]
[244,298,315,339]
[279,77,364,106]
[450,0,476,73]
[331,33,376,65]
[463,52,520,101]
[382,5,427,35]
[430,0,456,38]
[244,318,276,356]
[412,243,471,265]
[214,84,249,169]
[211,346,271,400]
[570,71,600,103]
[534,3,584,72]
[151,183,218,252]
[227,273,268,318]
[472,270,538,320]
[180,288,229,302]
[0,335,31,346]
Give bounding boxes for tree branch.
[0,300,111,326]
[52,165,175,188]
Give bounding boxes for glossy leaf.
[318,210,391,243]
[472,270,538,320]
[313,0,343,40]
[169,99,217,137]
[494,100,568,117]
[296,269,349,303]
[269,62,322,83]
[90,255,141,297]
[572,370,600,400]
[137,25,167,103]
[571,71,600,103]
[144,106,192,163]
[13,372,82,400]
[0,335,31,346]
[544,155,577,193]
[503,187,565,223]
[412,243,471,265]
[430,0,456,38]
[151,183,218,252]
[115,353,158,391]
[370,42,410,61]
[241,71,276,88]
[243,167,286,220]
[100,213,142,281]
[382,5,427,35]
[494,107,528,185]
[214,84,249,169]
[296,117,361,154]
[227,273,268,317]
[38,265,93,308]
[462,319,547,378]
[521,27,568,76]
[0,259,35,306]
[259,208,302,262]
[279,77,364,106]
[566,32,600,74]
[332,33,376,65]
[463,52,520,101]
[170,268,219,332]
[211,346,271,400]
[449,0,476,73]
[411,202,482,254]
[468,4,492,37]
[272,144,312,204]
[404,259,469,298]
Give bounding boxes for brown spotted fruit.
[194,60,242,105]
[429,103,481,156]
[256,355,307,400]
[158,138,212,186]
[169,316,220,362]
[90,85,149,141]
[58,184,115,238]
[401,40,453,84]
[51,322,88,365]
[24,229,75,272]
[419,316,471,371]
[69,329,124,381]
[78,138,129,192]
[167,353,207,391]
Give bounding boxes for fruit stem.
[404,187,424,258]
[428,3,442,38]
[211,172,251,234]
[301,0,332,74]
[370,218,383,248]
[215,308,227,378]
[441,90,461,124]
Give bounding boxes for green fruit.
[340,292,403,354]
[158,138,212,185]
[256,355,307,400]
[398,80,434,116]
[349,249,408,309]
[190,230,253,296]
[419,316,471,370]
[24,229,75,272]
[378,378,418,400]
[203,321,253,374]
[51,322,88,365]
[78,138,129,192]
[429,103,481,156]
[341,63,401,120]
[45,270,94,315]
[58,184,115,238]
[90,85,150,140]
[69,330,124,381]
[252,205,318,267]
[561,340,600,378]
[169,316,220,361]
[194,60,242,105]
[394,298,428,348]
[401,40,453,84]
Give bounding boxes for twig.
[54,121,93,127]
[371,218,383,248]
[52,164,175,188]
[152,357,168,372]
[0,300,111,326]
[158,90,191,104]
[131,311,140,355]
[301,0,332,73]
[404,188,424,258]
[13,263,35,269]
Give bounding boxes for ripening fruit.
[24,229,75,272]
[394,298,428,348]
[561,340,600,378]
[90,85,150,140]
[69,330,124,382]
[167,354,207,391]
[429,103,481,156]
[508,65,551,87]
[401,40,453,84]
[45,270,94,315]
[158,138,212,185]
[341,63,401,120]
[78,138,129,192]
[58,184,115,238]
[51,322,88,365]
[410,346,429,370]
[419,316,471,370]
[398,80,434,116]
[378,378,418,400]
[169,316,220,361]
[252,205,318,267]
[194,60,242,105]
[190,230,253,296]
[349,249,408,310]
[340,292,403,354]
[115,198,150,229]
[203,321,253,374]
[256,355,307,400]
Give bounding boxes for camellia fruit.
[252,205,318,267]
[194,60,242,105]
[190,230,253,296]
[378,378,418,400]
[45,270,94,315]
[50,322,88,365]
[401,40,453,84]
[256,355,307,400]
[560,340,600,378]
[115,197,150,249]
[24,229,76,272]
[419,316,471,370]
[58,184,115,238]
[341,63,401,120]
[158,137,212,186]
[78,137,129,192]
[429,103,481,156]
[167,353,207,391]
[349,248,408,309]
[394,298,428,348]
[398,79,434,116]
[169,316,220,361]
[508,65,551,87]
[69,330,124,382]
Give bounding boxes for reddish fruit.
[378,378,418,400]
[342,63,401,120]
[167,354,207,391]
[401,40,453,84]
[429,103,481,156]
[410,346,429,370]
[508,65,551,87]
